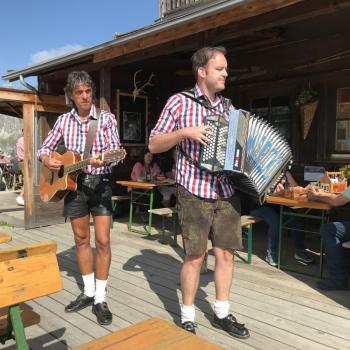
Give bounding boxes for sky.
[0,0,159,87]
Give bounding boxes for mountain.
[0,114,23,158]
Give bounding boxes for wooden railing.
[160,0,212,17]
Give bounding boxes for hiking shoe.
[316,279,347,291]
[294,249,314,264]
[265,253,278,267]
[181,321,197,334]
[212,314,250,339]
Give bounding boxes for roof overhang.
[0,87,68,117]
[2,0,302,82]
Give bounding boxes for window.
[251,96,291,141]
[335,87,350,152]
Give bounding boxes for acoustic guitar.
[40,149,126,202]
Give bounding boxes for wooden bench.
[0,241,63,350]
[110,195,130,228]
[200,214,262,272]
[342,241,350,248]
[74,317,224,350]
[0,232,12,244]
[240,214,263,264]
[148,207,178,246]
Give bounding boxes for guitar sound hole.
[58,166,64,178]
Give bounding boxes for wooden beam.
[4,102,22,118]
[22,103,35,228]
[99,66,111,112]
[93,0,303,63]
[0,89,66,106]
[34,104,69,113]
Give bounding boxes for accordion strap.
[178,144,199,167]
[180,90,231,113]
[178,90,231,169]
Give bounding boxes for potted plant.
[295,88,319,107]
[295,88,319,140]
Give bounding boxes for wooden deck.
[0,217,349,349]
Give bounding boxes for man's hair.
[64,71,95,107]
[191,46,227,79]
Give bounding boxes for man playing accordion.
[149,46,250,339]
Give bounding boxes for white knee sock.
[181,304,195,323]
[213,300,230,319]
[82,273,95,298]
[94,279,108,304]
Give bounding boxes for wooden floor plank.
[1,221,349,350]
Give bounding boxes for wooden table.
[116,180,175,235]
[74,317,224,350]
[0,232,12,244]
[266,195,331,278]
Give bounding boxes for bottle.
[146,169,151,182]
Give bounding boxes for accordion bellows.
[199,109,293,204]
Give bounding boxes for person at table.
[149,46,249,338]
[130,150,161,182]
[38,71,120,325]
[308,187,350,290]
[241,171,314,267]
[15,131,25,206]
[158,148,177,207]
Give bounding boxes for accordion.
[199,109,293,204]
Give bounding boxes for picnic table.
[116,179,175,235]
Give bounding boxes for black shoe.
[92,302,113,325]
[294,249,314,264]
[181,321,197,334]
[316,279,348,291]
[212,314,250,339]
[65,293,94,313]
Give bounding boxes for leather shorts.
[63,174,112,218]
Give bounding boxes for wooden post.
[22,103,35,228]
[99,66,111,112]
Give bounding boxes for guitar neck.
[63,151,122,175]
[64,158,91,175]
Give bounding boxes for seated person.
[131,150,161,182]
[308,187,350,290]
[240,171,314,267]
[158,148,177,207]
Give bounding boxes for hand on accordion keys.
[183,124,213,146]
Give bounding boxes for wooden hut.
[1,0,350,228]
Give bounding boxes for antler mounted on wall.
[132,69,156,101]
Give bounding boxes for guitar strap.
[83,107,100,160]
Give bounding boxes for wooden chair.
[74,317,224,350]
[0,232,12,244]
[0,241,63,350]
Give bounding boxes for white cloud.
[30,44,85,65]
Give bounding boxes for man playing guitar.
[38,71,120,326]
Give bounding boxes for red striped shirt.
[150,84,234,199]
[37,105,121,175]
